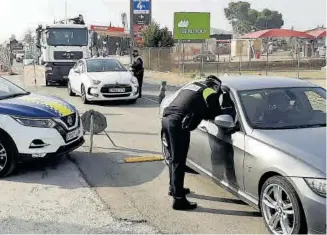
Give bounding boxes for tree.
[224,1,284,35]
[9,34,16,41]
[141,21,174,47]
[23,29,33,44]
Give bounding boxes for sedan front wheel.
[260,176,306,234]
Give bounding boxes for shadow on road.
[69,151,166,188]
[188,193,247,205]
[192,206,261,217]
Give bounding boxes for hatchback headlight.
[304,178,326,197]
[131,76,138,85]
[92,79,101,85]
[12,117,56,128]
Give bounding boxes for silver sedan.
[159,76,326,234]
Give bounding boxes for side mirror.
[214,115,235,129]
[74,68,80,74]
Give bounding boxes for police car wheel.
[67,81,75,96]
[0,134,17,178]
[161,132,170,166]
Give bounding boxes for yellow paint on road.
[124,155,164,163]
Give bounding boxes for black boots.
[172,197,197,210]
[168,187,191,196]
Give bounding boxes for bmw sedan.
[159,76,326,234]
[67,58,139,104]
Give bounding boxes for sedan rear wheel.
[161,132,170,166]
[260,176,306,234]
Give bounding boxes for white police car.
[0,76,84,177]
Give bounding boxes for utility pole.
[129,0,134,64]
[65,0,68,24]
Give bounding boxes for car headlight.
[130,76,138,85]
[12,117,56,128]
[304,178,326,197]
[92,79,101,85]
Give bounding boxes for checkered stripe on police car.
[18,96,74,117]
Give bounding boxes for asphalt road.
[3,62,325,233]
[0,62,270,234]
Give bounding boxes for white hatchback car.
[67,57,139,104]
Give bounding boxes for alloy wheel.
[261,184,295,234]
[0,142,8,172]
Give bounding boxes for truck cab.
[36,24,90,85]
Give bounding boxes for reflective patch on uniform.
[182,84,202,92]
[203,88,216,101]
[18,96,73,117]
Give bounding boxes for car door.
[187,88,246,190]
[75,62,85,92]
[69,61,81,92]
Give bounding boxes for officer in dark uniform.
[131,49,144,98]
[162,75,223,210]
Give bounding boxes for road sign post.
[132,0,152,49]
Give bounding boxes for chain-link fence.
[138,39,326,79]
[0,45,12,72]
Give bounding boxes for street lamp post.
[129,0,134,64]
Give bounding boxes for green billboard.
[173,12,210,40]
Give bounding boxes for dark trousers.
[162,114,190,198]
[135,71,144,97]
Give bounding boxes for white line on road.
[141,97,159,104]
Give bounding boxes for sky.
[0,0,326,42]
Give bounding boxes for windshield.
[239,87,326,129]
[46,28,88,46]
[86,59,127,72]
[0,76,29,100]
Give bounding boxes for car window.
[86,59,127,72]
[0,76,28,99]
[239,87,326,129]
[305,90,326,112]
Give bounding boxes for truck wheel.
[0,133,17,178]
[67,81,76,96]
[81,84,89,104]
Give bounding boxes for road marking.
[124,155,164,163]
[141,97,159,104]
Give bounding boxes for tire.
[0,133,17,178]
[260,176,306,234]
[81,84,89,104]
[67,81,75,96]
[45,80,50,86]
[161,132,170,166]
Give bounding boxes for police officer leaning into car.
[162,75,223,210]
[131,49,144,98]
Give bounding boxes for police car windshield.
[0,76,29,100]
[86,59,127,72]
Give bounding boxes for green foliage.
[224,1,284,35]
[141,21,174,47]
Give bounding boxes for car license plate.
[63,76,68,79]
[109,88,125,92]
[66,129,80,141]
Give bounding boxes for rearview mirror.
[214,115,235,129]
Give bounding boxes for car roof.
[221,75,320,91]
